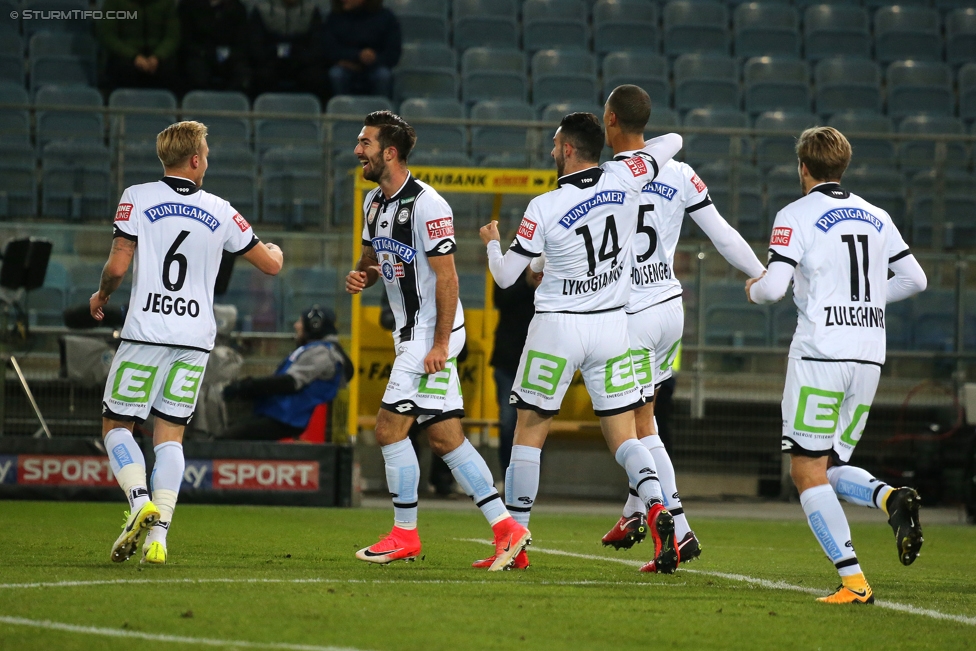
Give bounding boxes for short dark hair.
[363,111,417,161]
[606,85,650,135]
[558,112,604,163]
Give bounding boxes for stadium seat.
[470,100,534,161]
[399,98,466,153]
[771,301,798,348]
[261,147,324,227]
[593,0,660,54]
[35,85,104,148]
[673,54,740,112]
[844,166,907,230]
[960,63,976,122]
[531,49,599,108]
[694,161,765,240]
[325,95,394,152]
[827,111,895,167]
[522,0,589,52]
[0,53,24,86]
[911,289,957,351]
[65,261,106,307]
[387,0,449,43]
[754,111,819,169]
[205,170,258,223]
[118,142,163,188]
[0,143,37,218]
[648,106,680,129]
[181,90,251,146]
[207,144,257,174]
[744,57,810,115]
[814,58,882,117]
[886,61,954,120]
[393,42,458,101]
[29,259,67,326]
[29,31,96,68]
[41,141,111,220]
[0,82,30,144]
[803,5,871,61]
[910,169,976,248]
[108,89,178,145]
[874,6,943,64]
[704,303,770,346]
[0,28,22,56]
[223,264,280,332]
[734,3,800,58]
[281,267,338,326]
[898,115,968,173]
[765,164,802,223]
[253,93,321,153]
[883,299,912,351]
[602,52,669,108]
[664,1,731,57]
[682,108,752,166]
[21,0,90,37]
[331,152,359,226]
[461,47,527,104]
[452,0,519,50]
[537,101,602,159]
[947,9,976,66]
[29,55,93,94]
[409,151,473,167]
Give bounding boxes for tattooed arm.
[90,237,136,320]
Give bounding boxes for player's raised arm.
[685,171,766,279]
[345,244,380,294]
[242,241,283,275]
[481,220,532,289]
[640,133,683,176]
[91,236,136,320]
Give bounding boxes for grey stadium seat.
[898,115,968,174]
[0,143,37,218]
[118,142,163,188]
[399,98,466,154]
[35,85,104,148]
[814,58,882,116]
[387,0,449,43]
[844,166,907,231]
[886,61,954,119]
[29,31,96,68]
[204,170,258,223]
[181,90,251,146]
[648,106,680,129]
[682,108,752,166]
[0,82,30,144]
[461,47,527,104]
[30,55,93,94]
[30,260,68,326]
[261,147,324,227]
[325,95,394,152]
[0,28,22,56]
[0,53,24,86]
[947,9,976,66]
[602,52,669,108]
[470,100,534,161]
[452,0,518,50]
[522,0,589,53]
[734,3,800,59]
[694,161,764,240]
[537,101,602,160]
[253,93,321,153]
[593,0,660,54]
[743,57,810,115]
[207,144,257,174]
[765,164,803,223]
[754,111,819,169]
[41,141,111,220]
[874,6,943,64]
[393,42,458,102]
[674,54,740,112]
[960,63,976,122]
[827,111,895,168]
[664,1,730,57]
[531,49,598,107]
[803,5,871,61]
[910,170,976,249]
[109,88,178,145]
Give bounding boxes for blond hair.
[156,121,208,168]
[796,126,851,181]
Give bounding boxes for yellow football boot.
[110,501,160,563]
[141,540,167,565]
[817,574,874,605]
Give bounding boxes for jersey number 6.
[163,230,190,292]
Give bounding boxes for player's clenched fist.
[479,220,500,245]
[423,344,449,374]
[346,270,368,294]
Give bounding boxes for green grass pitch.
[1,501,974,651]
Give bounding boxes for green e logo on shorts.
[419,358,458,396]
[660,339,681,373]
[605,352,637,393]
[839,404,871,446]
[630,349,652,387]
[162,362,205,404]
[111,362,158,403]
[521,351,567,396]
[794,386,844,433]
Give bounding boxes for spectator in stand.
[323,0,401,98]
[98,0,180,92]
[179,0,251,94]
[249,0,329,99]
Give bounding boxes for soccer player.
[92,121,283,564]
[600,85,767,571]
[345,111,530,572]
[746,127,927,604]
[481,113,684,572]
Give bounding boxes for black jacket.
[179,0,250,60]
[490,274,536,374]
[322,6,401,68]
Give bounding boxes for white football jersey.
[113,176,259,352]
[512,153,662,313]
[769,183,910,365]
[361,173,463,344]
[614,152,711,313]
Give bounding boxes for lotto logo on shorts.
[770,227,792,246]
[232,212,250,232]
[111,362,158,403]
[115,203,133,222]
[625,157,647,177]
[518,217,537,240]
[426,218,454,240]
[521,351,567,396]
[690,174,706,193]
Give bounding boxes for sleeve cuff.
[768,249,797,267]
[510,240,541,258]
[233,235,260,256]
[686,195,713,213]
[889,248,912,264]
[113,227,137,242]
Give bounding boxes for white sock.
[148,441,184,545]
[505,445,541,528]
[827,465,891,510]
[104,427,149,509]
[382,438,419,529]
[614,438,663,508]
[442,439,509,525]
[622,486,645,517]
[644,435,690,539]
[799,484,861,577]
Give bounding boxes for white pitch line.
[458,538,976,627]
[0,616,366,651]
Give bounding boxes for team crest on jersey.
[115,203,133,222]
[232,213,250,232]
[380,260,405,281]
[641,181,677,201]
[559,191,625,229]
[396,207,411,224]
[426,218,454,239]
[518,217,537,240]
[690,174,706,193]
[144,203,220,232]
[815,207,883,233]
[367,201,380,225]
[372,237,417,263]
[624,157,647,177]
[770,227,792,246]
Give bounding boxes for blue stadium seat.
[664,1,730,57]
[794,0,862,11]
[29,31,96,68]
[898,115,968,174]
[181,90,250,146]
[205,170,258,223]
[648,106,680,129]
[0,26,21,56]
[734,3,800,58]
[0,143,37,218]
[538,101,602,159]
[814,58,882,117]
[29,259,67,326]
[522,0,589,52]
[693,161,764,240]
[865,0,930,7]
[844,166,907,230]
[108,88,177,145]
[874,6,943,64]
[325,95,394,152]
[452,0,519,50]
[682,109,752,166]
[827,111,894,167]
[803,5,871,61]
[531,49,598,107]
[911,288,956,351]
[118,142,162,188]
[947,9,976,66]
[253,93,321,153]
[765,164,802,223]
[22,0,90,36]
[282,267,338,326]
[0,54,23,86]
[754,111,819,169]
[461,47,527,104]
[910,170,976,248]
[223,264,280,332]
[886,61,954,119]
[673,54,740,112]
[399,98,466,153]
[387,0,449,43]
[41,141,111,220]
[470,100,534,161]
[960,63,976,122]
[35,85,104,148]
[30,55,93,94]
[207,144,257,174]
[261,147,324,227]
[0,82,30,144]
[393,42,458,101]
[744,57,810,115]
[593,0,660,54]
[602,52,669,108]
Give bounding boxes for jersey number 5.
[635,204,658,263]
[163,230,190,292]
[841,234,871,302]
[575,216,621,277]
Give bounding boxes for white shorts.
[511,310,644,417]
[102,342,209,425]
[628,297,684,399]
[781,358,881,463]
[380,327,466,426]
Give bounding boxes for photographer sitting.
[220,306,352,441]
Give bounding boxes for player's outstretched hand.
[744,272,765,304]
[479,220,500,246]
[90,291,109,320]
[424,344,449,374]
[346,270,368,294]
